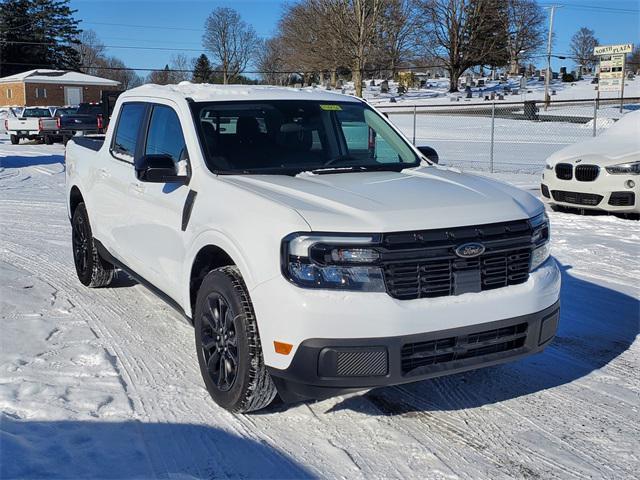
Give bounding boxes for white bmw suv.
[65,83,561,412]
[541,111,639,217]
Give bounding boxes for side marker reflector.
[274,341,293,355]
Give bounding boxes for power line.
[1,39,206,53]
[538,2,639,14]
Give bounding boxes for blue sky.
[69,0,639,75]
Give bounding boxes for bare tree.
[77,30,105,75]
[167,53,192,83]
[95,56,141,89]
[570,28,599,75]
[377,0,420,78]
[202,7,260,84]
[306,0,383,97]
[417,0,508,92]
[278,2,349,87]
[501,0,546,75]
[257,37,289,85]
[628,46,640,75]
[147,65,171,85]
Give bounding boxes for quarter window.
[145,105,187,163]
[112,103,146,162]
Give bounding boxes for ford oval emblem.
[455,242,485,258]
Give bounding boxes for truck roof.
[122,82,362,104]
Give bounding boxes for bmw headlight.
[605,161,640,175]
[281,233,385,291]
[529,212,551,271]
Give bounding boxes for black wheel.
[71,203,114,287]
[195,266,276,413]
[10,135,19,145]
[44,135,53,145]
[63,135,70,146]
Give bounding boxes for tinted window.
[192,101,417,174]
[22,108,51,118]
[55,108,77,117]
[112,103,145,161]
[145,105,187,163]
[77,104,102,115]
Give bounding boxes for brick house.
[0,69,120,107]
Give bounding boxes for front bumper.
[252,257,560,370]
[268,300,560,402]
[541,170,639,213]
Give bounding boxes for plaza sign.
[594,43,633,93]
[593,44,633,56]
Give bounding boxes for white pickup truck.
[5,106,52,144]
[65,84,561,413]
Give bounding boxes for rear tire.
[44,135,53,145]
[10,135,19,145]
[194,266,277,413]
[71,203,114,287]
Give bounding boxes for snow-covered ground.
[1,136,638,479]
[358,75,640,107]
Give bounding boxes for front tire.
[71,203,115,287]
[10,135,19,145]
[195,266,276,413]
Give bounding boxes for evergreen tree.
[192,54,213,83]
[0,0,81,76]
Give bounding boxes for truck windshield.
[191,100,419,175]
[23,108,51,118]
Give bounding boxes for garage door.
[64,87,83,106]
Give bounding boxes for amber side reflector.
[274,341,293,355]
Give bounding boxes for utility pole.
[544,5,562,110]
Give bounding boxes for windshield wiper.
[307,164,410,175]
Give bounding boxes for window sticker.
[320,104,343,111]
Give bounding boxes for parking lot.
[1,135,638,479]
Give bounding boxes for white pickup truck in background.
[5,106,53,144]
[65,83,561,413]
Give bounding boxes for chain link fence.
[378,97,639,174]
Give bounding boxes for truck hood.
[223,166,542,232]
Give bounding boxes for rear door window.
[112,103,146,162]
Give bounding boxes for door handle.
[129,182,145,195]
[98,168,110,178]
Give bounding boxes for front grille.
[551,190,603,206]
[401,323,528,375]
[381,220,532,300]
[575,165,600,182]
[555,163,573,180]
[609,191,635,206]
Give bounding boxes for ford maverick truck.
[65,84,560,412]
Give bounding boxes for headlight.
[605,161,640,175]
[529,212,551,271]
[282,233,385,291]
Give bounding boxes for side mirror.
[416,145,439,164]
[137,154,186,183]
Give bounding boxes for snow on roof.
[124,82,362,103]
[0,69,120,86]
